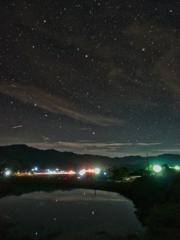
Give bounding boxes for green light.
[153,165,162,172]
[174,166,179,170]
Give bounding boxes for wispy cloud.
[1,83,124,126]
[42,136,50,141]
[26,141,134,158]
[155,44,180,98]
[27,141,132,151]
[155,148,180,153]
[136,143,161,146]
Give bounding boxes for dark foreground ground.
[0,174,180,240]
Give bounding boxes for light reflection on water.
[0,189,144,239]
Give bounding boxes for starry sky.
[1,0,180,158]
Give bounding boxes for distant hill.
[0,144,180,171]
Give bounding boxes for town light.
[94,168,100,174]
[5,170,11,176]
[87,169,94,173]
[174,166,179,170]
[79,169,86,176]
[153,165,162,172]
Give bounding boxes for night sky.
[1,0,180,158]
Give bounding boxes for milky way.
[1,0,180,157]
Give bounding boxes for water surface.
[0,188,144,239]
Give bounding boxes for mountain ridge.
[0,144,180,171]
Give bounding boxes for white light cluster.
[5,170,11,176]
[79,168,100,175]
